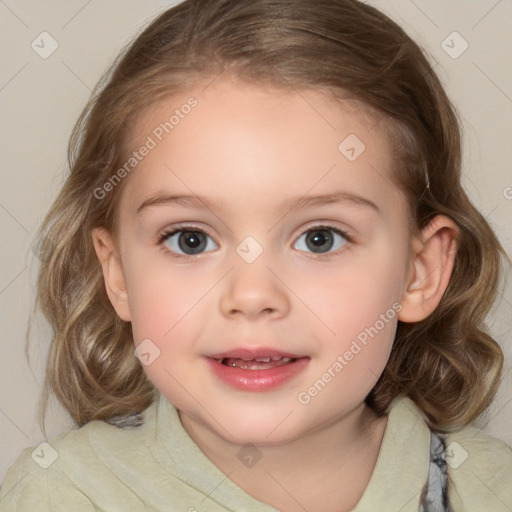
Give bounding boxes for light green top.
[1,393,511,511]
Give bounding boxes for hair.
[31,0,507,433]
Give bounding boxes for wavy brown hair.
[31,0,506,432]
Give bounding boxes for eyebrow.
[136,191,381,215]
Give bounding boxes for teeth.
[215,356,297,367]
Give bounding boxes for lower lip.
[205,357,310,391]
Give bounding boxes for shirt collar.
[353,396,431,511]
[151,392,281,511]
[151,392,430,511]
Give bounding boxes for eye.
[160,228,218,256]
[293,226,348,254]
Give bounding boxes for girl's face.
[109,77,415,445]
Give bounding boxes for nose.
[219,260,291,321]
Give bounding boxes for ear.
[92,227,131,322]
[398,215,458,323]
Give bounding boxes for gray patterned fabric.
[105,412,145,429]
[419,433,453,512]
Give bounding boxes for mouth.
[208,348,305,369]
[216,355,298,370]
[205,348,309,391]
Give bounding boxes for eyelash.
[157,224,213,261]
[157,224,352,261]
[295,224,352,260]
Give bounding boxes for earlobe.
[92,228,132,322]
[398,215,458,323]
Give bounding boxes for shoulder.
[0,436,99,511]
[384,398,512,511]
[444,425,512,512]
[0,403,158,511]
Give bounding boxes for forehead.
[119,77,404,219]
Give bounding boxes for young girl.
[1,0,511,510]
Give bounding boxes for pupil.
[306,230,333,253]
[179,231,206,254]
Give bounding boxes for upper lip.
[206,348,306,360]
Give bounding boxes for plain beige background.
[0,0,511,484]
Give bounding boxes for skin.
[93,76,458,512]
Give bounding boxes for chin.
[207,407,315,447]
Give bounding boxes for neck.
[179,402,387,512]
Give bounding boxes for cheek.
[301,244,406,335]
[125,265,212,403]
[124,251,219,353]
[295,241,405,393]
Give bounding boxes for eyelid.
[292,223,352,259]
[157,223,220,260]
[156,222,353,260]
[158,223,216,242]
[293,222,352,242]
